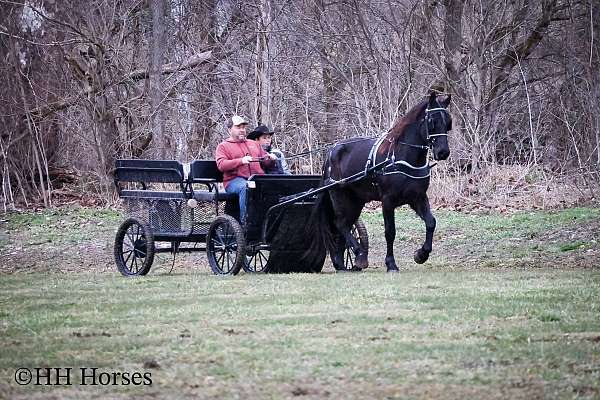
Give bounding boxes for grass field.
[1,206,599,399]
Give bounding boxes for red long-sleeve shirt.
[215,138,275,187]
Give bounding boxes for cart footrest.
[193,191,237,202]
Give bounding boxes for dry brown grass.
[429,164,600,212]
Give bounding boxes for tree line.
[0,0,598,208]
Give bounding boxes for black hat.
[247,124,274,140]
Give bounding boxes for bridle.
[392,106,450,152]
[423,106,450,148]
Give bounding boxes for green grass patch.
[559,241,588,252]
[1,270,600,399]
[1,206,599,398]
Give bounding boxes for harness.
[324,105,450,185]
[363,106,449,180]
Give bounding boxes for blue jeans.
[225,177,247,224]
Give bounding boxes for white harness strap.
[425,107,449,139]
[365,134,388,174]
[382,159,431,179]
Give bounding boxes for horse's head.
[423,93,452,161]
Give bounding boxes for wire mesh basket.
[123,197,222,235]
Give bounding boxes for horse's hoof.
[387,268,399,273]
[355,256,368,270]
[414,249,430,264]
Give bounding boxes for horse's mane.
[378,100,427,155]
[389,100,427,140]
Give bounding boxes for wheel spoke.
[256,254,262,270]
[216,250,225,267]
[225,249,231,272]
[258,251,268,271]
[136,245,147,258]
[229,251,236,270]
[124,251,134,268]
[211,236,225,249]
[126,228,136,246]
[225,222,232,235]
[259,251,268,265]
[217,225,228,245]
[221,232,229,249]
[345,249,354,269]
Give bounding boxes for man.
[215,115,276,224]
[247,124,291,175]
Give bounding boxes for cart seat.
[114,159,237,201]
[189,160,223,183]
[114,159,185,184]
[189,160,236,201]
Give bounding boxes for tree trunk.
[150,0,168,158]
[254,0,271,125]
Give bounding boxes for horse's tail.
[303,190,336,263]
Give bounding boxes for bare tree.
[0,0,598,207]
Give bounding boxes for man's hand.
[267,153,277,160]
[241,155,253,164]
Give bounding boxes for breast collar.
[364,130,431,180]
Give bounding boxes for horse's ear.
[428,92,437,106]
[440,94,451,108]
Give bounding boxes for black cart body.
[113,159,366,275]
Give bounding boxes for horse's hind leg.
[382,201,399,272]
[329,231,346,270]
[411,196,436,264]
[329,189,367,270]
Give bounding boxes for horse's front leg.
[382,202,399,272]
[412,197,436,264]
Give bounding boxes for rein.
[284,138,373,160]
[285,145,332,160]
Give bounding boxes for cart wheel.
[207,215,246,275]
[343,219,369,271]
[114,217,155,276]
[243,247,271,273]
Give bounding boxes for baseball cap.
[228,115,248,128]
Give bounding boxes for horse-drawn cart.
[112,159,368,276]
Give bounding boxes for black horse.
[308,93,452,272]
